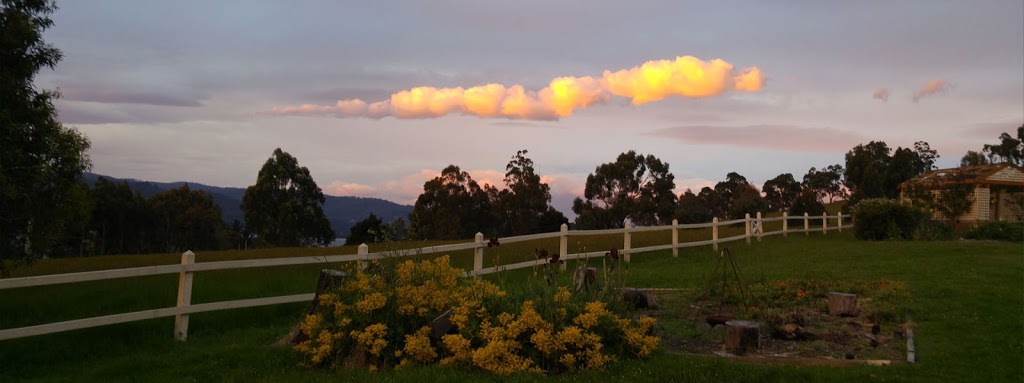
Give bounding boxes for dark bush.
[912,220,956,241]
[788,190,826,217]
[852,199,927,240]
[963,221,1024,242]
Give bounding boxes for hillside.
[82,173,413,237]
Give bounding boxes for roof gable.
[900,163,1024,189]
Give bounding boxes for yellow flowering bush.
[294,254,660,375]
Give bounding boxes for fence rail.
[0,212,852,341]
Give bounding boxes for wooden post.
[756,212,763,242]
[671,219,679,257]
[712,217,719,252]
[725,320,760,355]
[838,213,843,232]
[573,267,598,292]
[803,213,809,235]
[782,212,788,237]
[623,222,632,263]
[559,224,568,271]
[828,292,858,317]
[745,213,751,244]
[357,243,368,270]
[473,232,484,273]
[174,250,195,341]
[822,212,828,234]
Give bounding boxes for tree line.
[4,2,1022,273]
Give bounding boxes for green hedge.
[852,199,927,240]
[964,221,1024,242]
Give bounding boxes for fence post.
[712,217,719,252]
[782,212,788,237]
[756,212,763,242]
[745,213,751,244]
[838,213,843,232]
[559,224,568,271]
[474,232,484,274]
[623,222,632,263]
[822,213,828,234]
[804,213,809,235]
[671,219,679,257]
[174,250,195,341]
[357,244,368,270]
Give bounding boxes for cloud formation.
[263,56,765,120]
[872,87,890,102]
[912,79,952,102]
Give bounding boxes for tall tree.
[982,125,1023,166]
[1,0,92,274]
[242,148,334,247]
[572,151,676,228]
[709,172,760,217]
[499,150,555,235]
[802,165,846,203]
[150,185,227,252]
[88,177,153,256]
[697,187,727,219]
[960,151,990,167]
[409,165,495,239]
[762,173,801,212]
[675,189,712,224]
[728,184,769,219]
[844,141,892,202]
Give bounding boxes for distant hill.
[83,173,413,237]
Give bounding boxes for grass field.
[1,231,1021,382]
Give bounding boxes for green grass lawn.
[1,232,1021,382]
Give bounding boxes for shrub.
[294,255,659,375]
[964,221,1024,242]
[851,199,926,240]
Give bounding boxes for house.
[899,163,1024,222]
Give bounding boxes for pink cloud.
[912,79,953,103]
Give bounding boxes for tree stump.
[724,320,760,355]
[828,292,858,317]
[290,269,348,344]
[573,267,597,291]
[622,287,659,309]
[430,309,454,341]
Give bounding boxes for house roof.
[899,163,1024,189]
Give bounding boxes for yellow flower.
[401,326,438,364]
[351,323,389,356]
[355,292,387,313]
[553,287,571,306]
[441,334,472,365]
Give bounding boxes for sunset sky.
[40,1,1024,214]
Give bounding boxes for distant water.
[330,238,346,247]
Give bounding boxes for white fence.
[0,212,851,341]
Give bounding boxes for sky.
[38,0,1024,215]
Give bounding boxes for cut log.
[706,315,734,327]
[724,320,760,355]
[828,292,858,317]
[573,267,597,291]
[291,269,348,345]
[622,288,659,309]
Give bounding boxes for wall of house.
[971,186,990,221]
[995,190,1023,222]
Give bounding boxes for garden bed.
[648,278,912,365]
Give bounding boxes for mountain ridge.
[83,172,413,237]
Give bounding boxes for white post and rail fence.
[0,213,851,342]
